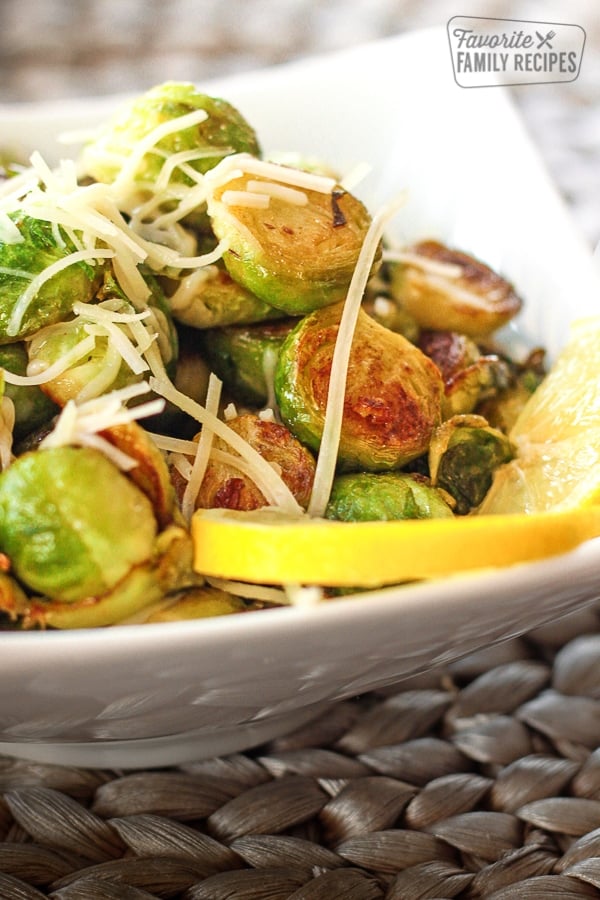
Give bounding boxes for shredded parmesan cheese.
[221,190,270,209]
[149,375,302,514]
[7,248,114,337]
[181,372,222,522]
[109,108,209,195]
[383,248,464,279]
[206,576,290,605]
[2,334,96,387]
[307,191,408,518]
[205,153,336,194]
[40,381,164,469]
[245,180,308,206]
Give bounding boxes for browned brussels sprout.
[207,162,379,314]
[477,347,546,434]
[418,329,511,419]
[325,471,454,522]
[429,414,514,514]
[175,413,316,512]
[389,240,522,338]
[274,302,444,470]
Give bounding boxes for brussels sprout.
[429,414,514,514]
[136,586,248,623]
[477,347,546,434]
[0,343,58,439]
[275,303,444,470]
[418,329,511,419]
[79,82,260,190]
[389,240,522,338]
[168,262,284,329]
[195,318,297,407]
[101,421,178,529]
[325,471,454,522]
[175,413,316,512]
[362,291,420,342]
[0,214,103,341]
[0,446,156,602]
[28,273,177,408]
[208,170,378,315]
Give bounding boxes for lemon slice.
[192,506,600,587]
[192,316,600,588]
[479,316,600,514]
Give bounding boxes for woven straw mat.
[3,606,600,896]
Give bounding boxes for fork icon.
[536,30,556,49]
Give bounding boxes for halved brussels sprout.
[0,215,103,341]
[325,471,454,522]
[477,347,546,434]
[208,170,378,315]
[429,414,514,514]
[275,303,444,470]
[195,318,297,407]
[389,240,522,338]
[418,329,511,419]
[0,446,157,603]
[0,343,58,439]
[168,262,283,329]
[174,413,316,512]
[362,290,420,343]
[79,82,260,189]
[136,586,248,623]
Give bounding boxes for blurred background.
[0,0,598,248]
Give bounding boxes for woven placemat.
[3,607,600,897]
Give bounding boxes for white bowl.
[1,29,600,769]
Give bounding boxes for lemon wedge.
[479,316,600,514]
[192,316,600,588]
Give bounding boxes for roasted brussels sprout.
[275,302,444,470]
[0,215,103,341]
[207,166,378,315]
[0,445,197,628]
[418,329,511,419]
[168,262,283,329]
[477,347,546,434]
[79,82,260,190]
[0,446,156,603]
[195,318,296,407]
[389,240,522,338]
[362,290,420,342]
[0,343,58,439]
[176,413,316,512]
[135,586,248,623]
[325,471,454,522]
[429,414,514,514]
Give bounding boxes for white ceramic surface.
[1,29,600,769]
